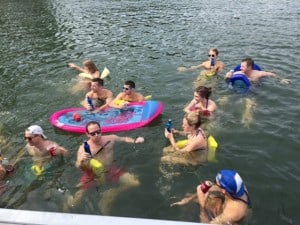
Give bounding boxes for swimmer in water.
[161,112,208,166]
[177,48,225,75]
[184,86,217,118]
[83,78,113,112]
[225,57,290,84]
[64,121,144,215]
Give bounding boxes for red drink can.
[200,180,213,193]
[47,145,56,157]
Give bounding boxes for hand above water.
[177,66,188,72]
[280,78,291,84]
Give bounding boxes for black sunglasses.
[123,87,131,91]
[208,54,215,57]
[89,130,101,136]
[24,135,38,141]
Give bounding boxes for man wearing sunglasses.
[23,125,68,175]
[110,80,145,109]
[177,48,225,75]
[66,121,144,214]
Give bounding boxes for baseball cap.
[26,125,47,139]
[216,169,245,198]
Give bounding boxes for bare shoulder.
[116,92,125,99]
[102,134,119,142]
[136,92,145,101]
[217,60,225,68]
[202,60,211,69]
[104,88,113,97]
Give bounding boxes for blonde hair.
[184,112,202,129]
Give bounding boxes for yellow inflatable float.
[79,66,111,80]
[175,135,218,162]
[89,158,105,183]
[31,164,45,176]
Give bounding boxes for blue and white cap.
[216,169,245,197]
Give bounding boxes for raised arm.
[68,63,86,73]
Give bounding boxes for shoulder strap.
[95,141,111,155]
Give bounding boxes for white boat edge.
[0,208,209,225]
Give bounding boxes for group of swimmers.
[166,48,290,224]
[0,49,291,224]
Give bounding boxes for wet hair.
[125,80,135,89]
[195,86,212,100]
[184,112,202,129]
[91,77,104,86]
[83,60,98,74]
[241,57,254,69]
[85,121,101,133]
[210,48,219,56]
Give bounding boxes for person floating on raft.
[223,57,291,128]
[83,78,114,112]
[109,80,145,110]
[225,57,290,84]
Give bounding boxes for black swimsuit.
[233,191,252,208]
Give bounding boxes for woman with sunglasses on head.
[110,80,145,109]
[65,121,144,214]
[177,48,225,75]
[161,112,208,166]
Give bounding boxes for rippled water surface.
[0,0,299,224]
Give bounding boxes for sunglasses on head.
[88,130,101,136]
[122,87,131,91]
[208,54,215,57]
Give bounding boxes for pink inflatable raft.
[50,100,163,134]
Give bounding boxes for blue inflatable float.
[228,63,262,94]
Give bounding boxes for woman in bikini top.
[184,86,217,117]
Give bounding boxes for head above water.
[25,125,47,139]
[124,80,136,89]
[195,86,212,100]
[85,121,101,133]
[184,112,202,129]
[91,77,104,87]
[215,169,245,198]
[241,57,254,70]
[208,48,219,57]
[83,60,98,74]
